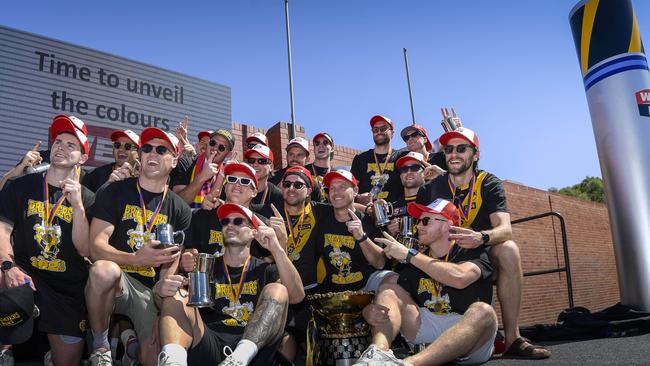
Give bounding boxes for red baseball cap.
[50,115,89,154]
[246,132,269,147]
[407,199,461,226]
[110,129,140,147]
[197,130,213,141]
[286,137,310,155]
[400,124,432,151]
[244,144,274,161]
[140,128,180,155]
[369,115,394,130]
[323,169,358,188]
[396,151,428,170]
[217,203,259,229]
[439,127,480,151]
[312,132,334,145]
[282,166,313,188]
[223,162,258,189]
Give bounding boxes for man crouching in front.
[155,203,304,366]
[355,199,497,366]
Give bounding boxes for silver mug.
[154,224,185,249]
[399,216,418,249]
[188,253,215,307]
[372,200,393,227]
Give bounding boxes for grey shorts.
[410,308,495,365]
[362,270,398,292]
[114,273,158,342]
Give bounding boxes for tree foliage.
[548,176,605,203]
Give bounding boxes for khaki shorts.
[114,273,158,342]
[410,308,495,365]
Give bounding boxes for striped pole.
[570,0,650,310]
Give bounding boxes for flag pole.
[284,0,297,139]
[403,48,416,125]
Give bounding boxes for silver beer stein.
[188,253,215,307]
[154,224,185,249]
[399,216,418,249]
[372,200,393,227]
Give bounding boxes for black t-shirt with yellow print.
[0,173,94,295]
[91,177,192,288]
[203,256,279,334]
[350,149,402,200]
[416,170,508,232]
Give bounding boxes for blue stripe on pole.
[584,54,649,90]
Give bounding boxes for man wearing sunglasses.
[416,127,550,359]
[0,115,94,366]
[82,129,141,193]
[351,115,402,205]
[196,130,213,157]
[268,137,323,203]
[155,203,304,366]
[85,127,192,366]
[356,199,496,366]
[245,132,269,150]
[305,132,334,203]
[244,145,283,209]
[171,129,235,208]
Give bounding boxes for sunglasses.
[415,217,448,226]
[226,175,255,187]
[141,144,172,155]
[247,143,259,149]
[113,142,135,150]
[282,181,307,190]
[398,165,424,174]
[220,217,249,226]
[402,131,423,141]
[372,125,391,134]
[246,157,271,165]
[443,144,474,155]
[209,140,228,152]
[314,140,331,147]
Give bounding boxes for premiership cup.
[188,253,215,307]
[154,224,185,249]
[372,200,393,227]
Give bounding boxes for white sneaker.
[89,349,113,366]
[44,350,53,366]
[353,344,413,366]
[217,346,245,366]
[156,351,185,366]
[0,349,14,366]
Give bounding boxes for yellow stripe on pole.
[629,11,642,53]
[581,0,600,75]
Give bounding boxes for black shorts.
[32,275,87,337]
[286,301,310,343]
[188,326,280,366]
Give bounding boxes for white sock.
[120,329,137,345]
[229,339,258,365]
[160,344,187,366]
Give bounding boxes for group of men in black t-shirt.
[0,112,550,366]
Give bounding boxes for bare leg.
[159,290,203,349]
[370,283,421,351]
[242,283,289,348]
[278,334,296,362]
[404,302,497,366]
[85,260,122,341]
[489,240,523,347]
[48,334,84,366]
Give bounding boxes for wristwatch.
[481,231,490,245]
[355,233,369,244]
[405,248,419,264]
[1,260,14,272]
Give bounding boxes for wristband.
[356,233,368,243]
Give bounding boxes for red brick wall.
[230,121,619,326]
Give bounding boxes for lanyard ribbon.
[136,180,167,234]
[223,256,251,304]
[372,148,392,176]
[448,174,476,220]
[42,173,66,226]
[284,206,306,254]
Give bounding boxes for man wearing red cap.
[356,199,496,366]
[196,130,213,157]
[172,129,235,208]
[351,115,401,204]
[0,115,94,365]
[305,132,334,203]
[268,137,323,203]
[82,129,140,192]
[85,127,192,365]
[155,203,304,366]
[244,145,283,209]
[417,127,550,359]
[245,132,269,150]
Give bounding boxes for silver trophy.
[398,216,418,249]
[372,200,393,227]
[154,224,185,249]
[188,253,215,307]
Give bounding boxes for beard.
[447,155,475,175]
[224,235,249,247]
[373,134,389,146]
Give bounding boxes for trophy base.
[187,301,214,308]
[315,334,371,366]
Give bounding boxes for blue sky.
[2,1,649,190]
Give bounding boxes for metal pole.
[403,48,416,125]
[284,0,296,139]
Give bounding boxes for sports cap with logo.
[439,127,480,151]
[285,137,310,155]
[217,203,260,229]
[50,114,89,154]
[407,198,461,226]
[211,129,235,149]
[140,127,180,155]
[246,132,269,147]
[0,285,36,345]
[244,144,274,161]
[396,151,428,170]
[400,124,433,151]
[223,162,258,189]
[110,129,140,147]
[282,166,313,189]
[323,169,358,188]
[197,131,213,141]
[312,132,334,145]
[369,115,394,130]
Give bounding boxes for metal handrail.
[511,211,574,308]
